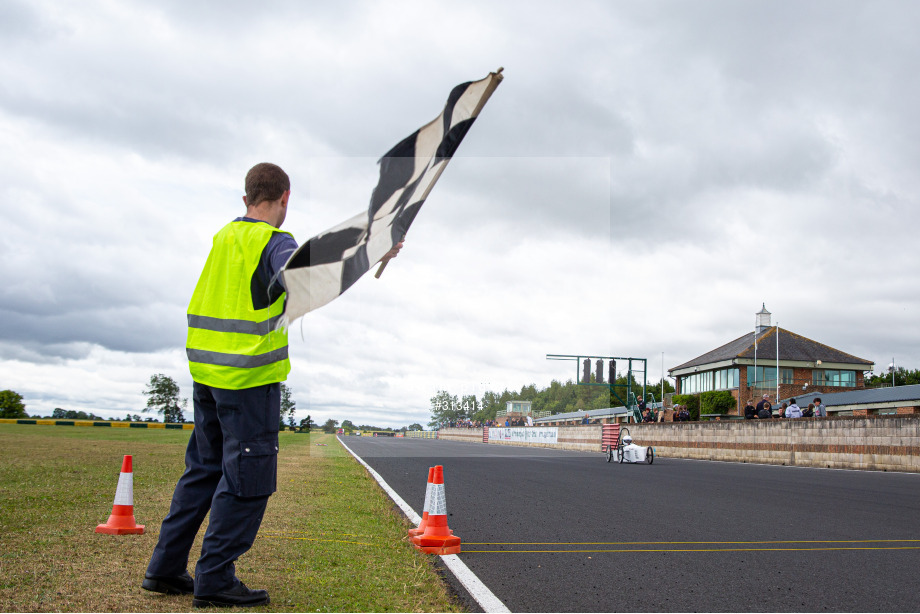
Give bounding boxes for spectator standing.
[803,403,815,418]
[744,400,756,420]
[786,399,803,418]
[814,397,827,418]
[756,394,772,419]
[779,402,788,419]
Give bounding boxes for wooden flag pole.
[375,67,504,279]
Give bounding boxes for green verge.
[0,424,461,613]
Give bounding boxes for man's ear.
[242,195,249,207]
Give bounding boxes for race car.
[606,428,654,464]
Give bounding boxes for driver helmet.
[622,435,633,445]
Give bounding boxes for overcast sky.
[2,0,919,428]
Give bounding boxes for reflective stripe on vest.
[187,220,292,389]
[187,313,285,336]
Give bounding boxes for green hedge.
[672,391,737,420]
[701,391,736,415]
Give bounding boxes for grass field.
[0,424,461,613]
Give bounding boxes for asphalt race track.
[340,436,920,613]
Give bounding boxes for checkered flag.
[279,69,504,326]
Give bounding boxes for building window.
[713,368,739,390]
[813,370,856,387]
[681,368,738,394]
[747,366,777,387]
[680,372,699,394]
[780,368,794,384]
[680,372,706,394]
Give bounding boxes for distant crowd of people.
[637,398,690,423]
[744,394,827,419]
[447,419,489,428]
[640,405,691,422]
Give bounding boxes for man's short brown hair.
[245,163,290,207]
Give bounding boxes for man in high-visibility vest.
[142,163,398,608]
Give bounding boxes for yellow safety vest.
[187,220,291,389]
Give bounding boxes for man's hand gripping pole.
[374,236,405,279]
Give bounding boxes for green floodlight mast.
[546,354,649,423]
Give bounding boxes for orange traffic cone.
[95,455,145,535]
[409,467,435,538]
[410,465,461,555]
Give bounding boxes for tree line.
[318,419,425,434]
[0,373,298,425]
[865,367,920,387]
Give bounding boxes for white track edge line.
[337,436,511,613]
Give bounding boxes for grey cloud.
[149,0,368,34]
[0,90,243,163]
[0,340,92,364]
[0,0,52,41]
[0,302,184,360]
[0,244,190,359]
[432,156,612,240]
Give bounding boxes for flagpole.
[776,323,780,402]
[375,68,505,278]
[753,321,757,400]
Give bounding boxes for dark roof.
[781,384,920,408]
[670,326,873,372]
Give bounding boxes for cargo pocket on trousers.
[238,438,278,497]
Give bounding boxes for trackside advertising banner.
[489,427,558,444]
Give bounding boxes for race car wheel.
[617,445,624,463]
[606,446,613,462]
[646,447,654,464]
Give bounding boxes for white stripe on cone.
[430,483,447,516]
[113,471,134,506]
[422,479,433,513]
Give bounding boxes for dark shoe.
[193,582,270,608]
[142,571,194,595]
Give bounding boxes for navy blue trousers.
[146,382,280,595]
